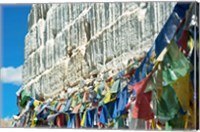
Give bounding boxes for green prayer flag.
[52,101,59,111]
[80,103,86,112]
[71,96,78,108]
[110,79,120,94]
[77,92,82,104]
[113,116,125,129]
[144,77,155,93]
[162,40,192,85]
[165,121,173,130]
[145,63,163,99]
[96,81,105,99]
[165,112,185,130]
[20,90,31,108]
[98,98,104,106]
[156,85,181,122]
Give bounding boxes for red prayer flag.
[132,92,154,120]
[56,113,65,127]
[131,73,154,120]
[132,73,152,94]
[178,30,189,55]
[76,114,81,128]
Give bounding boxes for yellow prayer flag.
[151,119,156,130]
[188,36,194,50]
[156,124,162,130]
[31,113,37,128]
[104,92,111,104]
[33,100,42,107]
[108,79,115,88]
[183,114,188,129]
[71,96,78,108]
[172,74,193,112]
[81,111,86,127]
[94,83,100,93]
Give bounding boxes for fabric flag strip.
[117,86,129,115]
[12,2,198,130]
[131,72,154,120]
[20,90,31,108]
[129,3,191,86]
[85,108,96,127]
[162,40,192,86]
[99,105,109,125]
[156,85,181,122]
[171,74,194,112]
[155,3,191,57]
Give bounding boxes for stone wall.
[22,2,176,98]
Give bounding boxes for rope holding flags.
[11,2,199,130]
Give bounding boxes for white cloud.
[2,116,12,121]
[0,65,23,85]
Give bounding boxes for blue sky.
[1,4,31,119]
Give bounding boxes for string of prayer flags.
[12,2,198,130]
[155,3,191,57]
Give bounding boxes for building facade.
[22,2,176,99]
